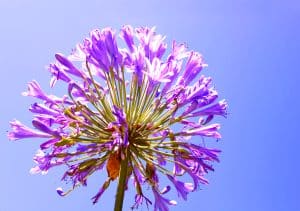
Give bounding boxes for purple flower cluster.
[8,25,227,210]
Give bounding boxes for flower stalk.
[114,150,129,211]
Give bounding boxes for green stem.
[114,150,129,211]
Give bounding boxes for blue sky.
[1,0,299,210]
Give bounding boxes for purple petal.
[29,103,60,116]
[183,124,221,138]
[32,119,60,137]
[92,179,110,204]
[191,99,228,117]
[132,193,152,209]
[55,53,83,78]
[22,80,49,101]
[40,138,59,150]
[120,25,135,52]
[48,63,71,87]
[152,187,177,211]
[167,175,193,200]
[178,52,207,86]
[8,120,51,141]
[56,187,64,196]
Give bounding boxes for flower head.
[8,25,227,210]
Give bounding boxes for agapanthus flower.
[8,25,227,211]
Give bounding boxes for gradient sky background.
[1,0,299,211]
